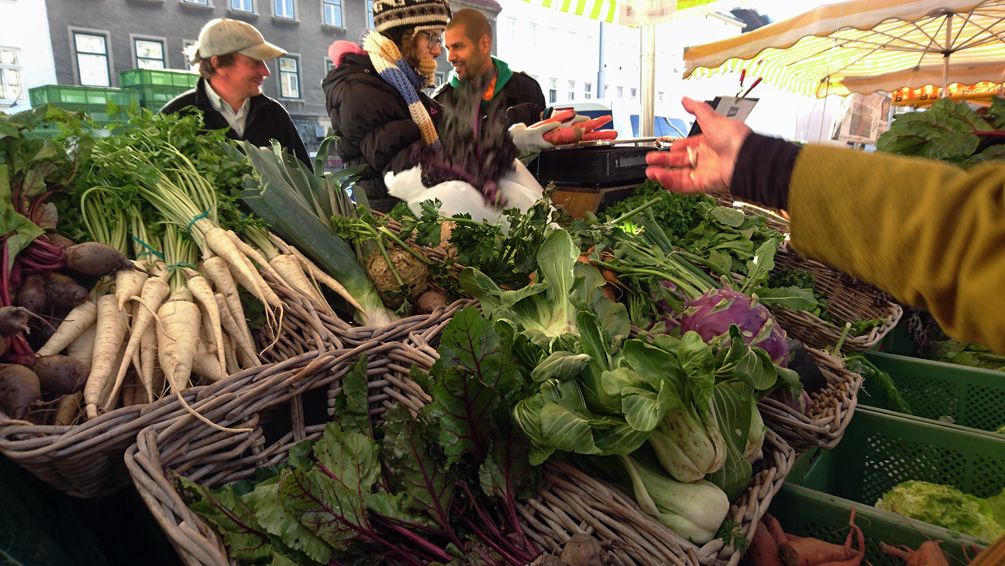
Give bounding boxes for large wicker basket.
[125,339,438,566]
[770,245,903,352]
[756,347,861,454]
[0,270,470,498]
[518,429,795,566]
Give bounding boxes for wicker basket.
[757,348,861,454]
[770,245,903,352]
[711,192,790,235]
[518,429,795,566]
[125,339,438,566]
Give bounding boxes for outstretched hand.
[645,97,753,194]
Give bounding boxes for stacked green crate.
[860,351,1005,432]
[783,406,1005,561]
[119,69,198,112]
[28,84,138,126]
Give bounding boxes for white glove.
[385,161,548,226]
[508,121,562,157]
[569,113,590,125]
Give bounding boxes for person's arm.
[330,81,424,178]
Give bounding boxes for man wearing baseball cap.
[160,18,312,170]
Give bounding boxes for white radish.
[66,324,97,369]
[214,293,259,367]
[84,295,129,419]
[157,291,202,394]
[270,255,332,312]
[188,276,226,381]
[37,301,98,357]
[201,257,254,353]
[193,338,225,382]
[115,264,148,312]
[103,276,170,412]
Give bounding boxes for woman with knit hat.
[322,0,450,213]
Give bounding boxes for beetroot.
[681,289,789,367]
[0,364,40,420]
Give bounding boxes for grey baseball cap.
[187,18,286,65]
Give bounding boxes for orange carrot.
[778,538,854,566]
[581,130,618,141]
[539,109,575,126]
[543,125,584,145]
[744,522,785,566]
[762,514,789,549]
[579,115,613,132]
[879,541,950,566]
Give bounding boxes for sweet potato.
[779,538,854,566]
[879,541,950,566]
[44,272,88,312]
[0,364,41,420]
[32,355,90,395]
[742,522,784,566]
[65,242,134,276]
[16,273,47,314]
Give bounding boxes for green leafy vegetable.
[875,480,1004,541]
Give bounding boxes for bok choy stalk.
[241,141,394,326]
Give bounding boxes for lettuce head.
[875,480,1004,541]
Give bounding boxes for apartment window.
[567,80,575,101]
[326,58,335,72]
[135,39,165,70]
[74,32,110,87]
[0,48,22,102]
[529,23,537,48]
[323,0,342,26]
[367,1,375,29]
[434,71,445,87]
[584,83,592,100]
[658,91,664,102]
[274,0,295,19]
[548,78,557,104]
[616,86,623,98]
[508,17,517,45]
[630,87,637,100]
[278,56,299,98]
[568,31,576,52]
[183,40,199,73]
[550,27,558,51]
[183,0,209,4]
[232,0,254,11]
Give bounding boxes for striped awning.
[520,0,723,24]
[683,0,1005,97]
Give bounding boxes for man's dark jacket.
[160,77,312,171]
[322,53,442,212]
[433,57,546,128]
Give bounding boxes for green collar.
[447,57,513,101]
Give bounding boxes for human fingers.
[645,165,708,194]
[646,149,692,169]
[530,121,562,133]
[569,114,591,125]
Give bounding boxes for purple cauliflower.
[680,289,790,367]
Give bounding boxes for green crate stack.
[861,351,1005,432]
[771,484,986,566]
[119,69,198,112]
[787,406,1005,547]
[28,84,138,125]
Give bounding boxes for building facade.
[1,0,57,113]
[42,0,499,153]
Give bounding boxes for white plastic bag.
[385,159,546,224]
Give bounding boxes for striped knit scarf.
[362,30,439,148]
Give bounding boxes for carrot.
[581,130,618,141]
[814,508,865,566]
[578,115,613,133]
[779,538,853,566]
[103,276,170,412]
[115,263,148,312]
[187,276,227,382]
[543,125,584,145]
[214,293,259,367]
[36,300,98,357]
[66,324,96,369]
[157,291,202,394]
[53,392,82,426]
[761,514,788,550]
[201,257,254,352]
[879,541,950,566]
[744,522,785,566]
[538,109,575,126]
[84,295,130,419]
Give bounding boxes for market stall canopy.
[683,0,1005,97]
[818,60,1005,96]
[889,80,1003,106]
[520,0,724,25]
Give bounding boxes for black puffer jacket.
[433,66,546,128]
[322,53,442,212]
[160,78,312,171]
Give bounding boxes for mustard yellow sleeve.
[787,144,1005,355]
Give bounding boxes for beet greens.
[182,307,541,565]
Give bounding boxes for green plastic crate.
[28,84,138,108]
[788,406,1005,542]
[119,68,198,89]
[861,351,1005,432]
[131,84,188,106]
[772,484,986,566]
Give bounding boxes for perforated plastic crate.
[28,85,138,108]
[131,84,189,106]
[861,351,1005,432]
[772,484,986,566]
[788,406,1005,543]
[118,68,198,89]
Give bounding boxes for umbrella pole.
[641,23,656,138]
[942,13,953,97]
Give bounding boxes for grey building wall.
[45,0,500,153]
